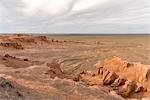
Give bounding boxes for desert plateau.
[0,34,150,100]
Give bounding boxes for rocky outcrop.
[16,56,149,99]
[0,54,35,68]
[79,57,150,98]
[0,42,24,49]
[0,35,50,47]
[0,75,23,99]
[45,61,77,80]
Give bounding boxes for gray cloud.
[0,0,149,33]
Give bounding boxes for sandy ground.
[0,34,150,100]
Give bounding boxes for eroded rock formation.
[0,54,38,68]
[79,57,150,98]
[0,75,23,99]
[41,57,150,98]
[0,42,24,49]
[0,35,49,49]
[45,60,78,80]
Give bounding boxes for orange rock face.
[0,35,49,49]
[45,57,150,98]
[80,57,150,98]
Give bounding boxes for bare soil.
[0,34,150,100]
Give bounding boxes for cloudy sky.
[0,0,150,33]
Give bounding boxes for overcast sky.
[0,0,150,34]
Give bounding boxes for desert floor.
[0,34,150,100]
